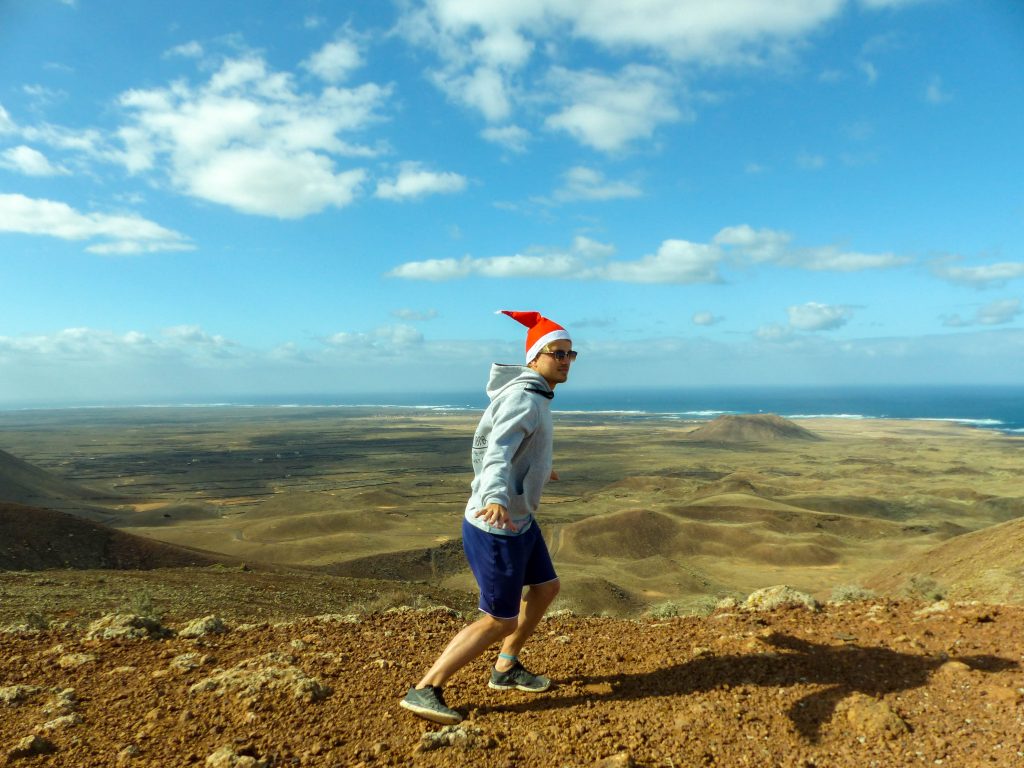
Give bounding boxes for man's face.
[528,339,574,388]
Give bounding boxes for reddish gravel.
[1,601,1022,767]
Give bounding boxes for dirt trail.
[2,601,1022,767]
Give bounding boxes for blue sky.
[1,0,1023,405]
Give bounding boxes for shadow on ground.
[487,632,1018,742]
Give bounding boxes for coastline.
[2,383,1022,434]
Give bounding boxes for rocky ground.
[1,594,1022,768]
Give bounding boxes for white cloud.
[844,120,875,142]
[544,65,682,152]
[481,124,530,152]
[188,148,367,217]
[796,151,826,170]
[18,121,105,157]
[161,325,238,356]
[325,324,425,351]
[429,65,513,123]
[572,1,847,62]
[402,0,924,152]
[925,75,952,104]
[859,0,930,7]
[755,302,856,342]
[414,1,847,67]
[5,323,1024,405]
[716,224,907,271]
[692,311,723,326]
[602,239,721,284]
[943,298,1022,327]
[0,325,235,364]
[304,39,363,83]
[23,84,67,109]
[389,236,612,281]
[756,323,792,341]
[0,105,16,133]
[933,259,1024,288]
[0,193,192,254]
[858,60,879,84]
[472,26,534,68]
[467,66,515,122]
[392,308,439,322]
[787,302,855,331]
[392,226,905,284]
[977,298,1022,325]
[550,166,643,202]
[714,225,790,262]
[801,247,905,271]
[0,328,125,362]
[390,235,723,284]
[0,145,69,176]
[113,53,391,218]
[166,41,203,59]
[388,257,470,281]
[716,225,909,274]
[375,162,468,201]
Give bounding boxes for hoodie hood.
[485,364,553,401]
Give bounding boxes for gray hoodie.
[464,364,555,536]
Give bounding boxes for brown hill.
[687,413,822,442]
[325,538,466,582]
[0,501,222,570]
[866,516,1024,603]
[561,508,681,560]
[0,448,120,520]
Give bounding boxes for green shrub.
[126,590,158,619]
[902,575,945,602]
[23,612,50,631]
[646,601,682,619]
[829,585,876,603]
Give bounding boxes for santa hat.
[499,310,572,364]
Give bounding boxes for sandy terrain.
[2,407,1021,614]
[1,599,1021,767]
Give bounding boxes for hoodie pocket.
[507,489,528,516]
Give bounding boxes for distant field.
[1,407,1022,615]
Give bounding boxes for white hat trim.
[526,329,572,363]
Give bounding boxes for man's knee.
[480,613,519,638]
[530,579,560,602]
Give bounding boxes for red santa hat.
[499,310,572,364]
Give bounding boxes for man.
[400,310,577,725]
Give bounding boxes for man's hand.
[474,503,517,532]
[549,470,559,481]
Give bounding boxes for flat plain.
[1,406,1022,616]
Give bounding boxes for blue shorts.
[462,518,558,620]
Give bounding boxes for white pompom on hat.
[499,310,572,364]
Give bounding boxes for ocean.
[187,385,1024,435]
[4,385,1022,434]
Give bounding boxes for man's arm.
[472,393,538,527]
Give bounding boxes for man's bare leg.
[495,579,560,671]
[417,613,517,688]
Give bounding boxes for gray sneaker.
[488,661,552,692]
[399,685,462,724]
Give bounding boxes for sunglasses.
[539,350,578,362]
